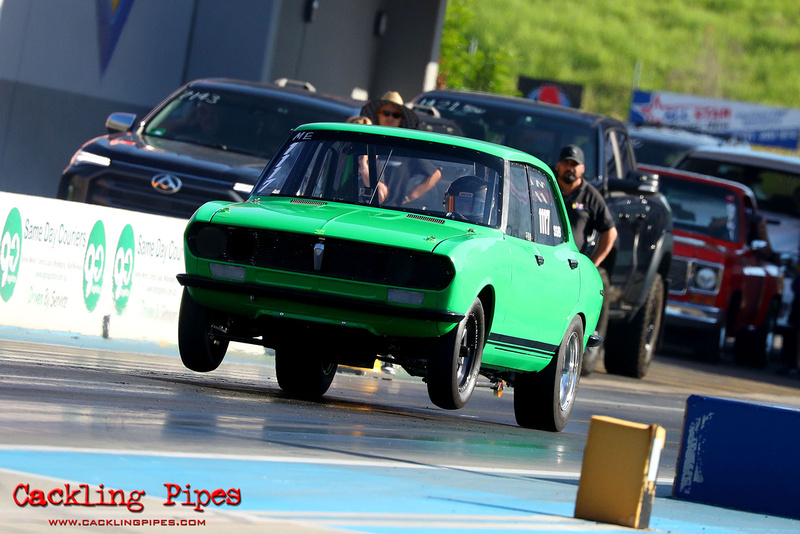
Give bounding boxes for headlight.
[693,265,721,292]
[70,150,111,167]
[382,253,454,290]
[187,224,228,259]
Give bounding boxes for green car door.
[483,163,580,372]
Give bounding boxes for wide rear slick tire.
[426,298,485,410]
[276,348,338,399]
[178,288,229,373]
[514,315,583,432]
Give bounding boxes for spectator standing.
[554,145,617,266]
[360,91,419,129]
[555,144,617,374]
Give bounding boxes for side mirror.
[750,239,769,251]
[105,112,137,134]
[607,170,659,194]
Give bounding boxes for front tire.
[275,347,338,399]
[605,274,664,378]
[426,298,485,410]
[514,315,583,432]
[177,288,229,372]
[733,300,778,368]
[695,322,727,362]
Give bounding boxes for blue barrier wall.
[674,394,800,520]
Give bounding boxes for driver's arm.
[403,169,442,204]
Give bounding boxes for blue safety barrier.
[673,394,800,519]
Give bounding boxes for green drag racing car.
[177,122,604,431]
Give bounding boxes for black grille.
[668,258,690,293]
[85,168,236,219]
[188,225,454,290]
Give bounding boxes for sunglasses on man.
[380,109,403,119]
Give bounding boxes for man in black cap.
[556,144,616,374]
[554,144,617,267]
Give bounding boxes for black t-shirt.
[562,180,615,251]
[379,157,437,205]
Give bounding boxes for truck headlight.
[70,150,111,167]
[693,265,721,292]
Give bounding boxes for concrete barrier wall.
[0,193,186,345]
[674,394,800,520]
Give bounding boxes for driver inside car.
[444,175,488,224]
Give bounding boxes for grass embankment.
[441,0,800,154]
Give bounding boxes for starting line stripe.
[0,444,676,485]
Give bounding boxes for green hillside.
[440,0,800,123]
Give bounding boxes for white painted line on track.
[576,397,686,413]
[0,444,676,485]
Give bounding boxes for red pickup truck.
[647,165,784,367]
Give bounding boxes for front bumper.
[177,273,465,325]
[665,300,724,329]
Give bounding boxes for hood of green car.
[203,198,487,252]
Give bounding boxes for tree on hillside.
[438,0,518,95]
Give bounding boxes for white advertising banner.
[629,89,800,149]
[0,193,188,345]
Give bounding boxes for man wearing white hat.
[360,91,420,129]
[356,91,441,209]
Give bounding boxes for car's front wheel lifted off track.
[426,298,485,410]
[177,288,229,372]
[514,315,583,432]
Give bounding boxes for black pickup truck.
[413,90,673,378]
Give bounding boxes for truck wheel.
[514,315,583,432]
[605,274,664,378]
[178,288,229,372]
[733,300,778,368]
[275,348,337,399]
[696,325,727,362]
[427,298,485,410]
[581,267,609,376]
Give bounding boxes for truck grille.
[668,258,690,294]
[85,169,239,219]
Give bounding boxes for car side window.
[528,166,566,246]
[506,163,533,241]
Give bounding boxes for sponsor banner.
[629,90,800,149]
[518,76,583,108]
[0,193,186,344]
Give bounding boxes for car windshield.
[143,88,350,159]
[631,137,696,167]
[676,155,800,219]
[253,131,503,227]
[659,175,741,243]
[414,95,598,178]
